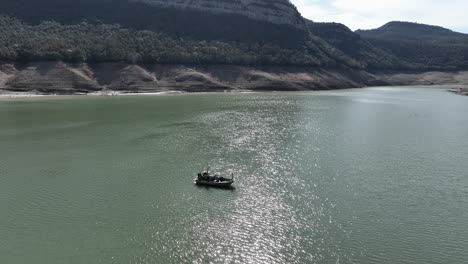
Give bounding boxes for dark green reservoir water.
[0,87,467,263]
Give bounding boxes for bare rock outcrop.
[91,64,160,92]
[152,65,233,92]
[0,63,17,89]
[6,62,101,94]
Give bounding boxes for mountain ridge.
[355,21,468,70]
[306,20,409,70]
[356,21,468,41]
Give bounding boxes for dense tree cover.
[0,0,306,47]
[0,15,360,67]
[366,38,468,70]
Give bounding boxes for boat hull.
[195,179,234,187]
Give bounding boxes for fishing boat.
[195,167,234,187]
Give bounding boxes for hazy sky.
[291,0,468,33]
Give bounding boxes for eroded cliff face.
[0,62,376,94]
[2,62,468,95]
[131,0,304,28]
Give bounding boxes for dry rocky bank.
[450,88,468,96]
[1,62,468,95]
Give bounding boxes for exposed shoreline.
[449,88,468,96]
[2,86,467,100]
[1,62,468,97]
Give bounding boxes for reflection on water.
[1,87,468,263]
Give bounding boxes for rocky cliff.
[131,0,304,28]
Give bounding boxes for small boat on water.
[195,167,234,187]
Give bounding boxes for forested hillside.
[0,16,359,68]
[0,0,306,46]
[1,0,468,71]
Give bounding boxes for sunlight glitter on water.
[1,89,468,263]
[173,95,352,263]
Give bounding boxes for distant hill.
[356,21,468,41]
[356,21,468,70]
[306,21,409,70]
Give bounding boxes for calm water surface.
[0,87,467,263]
